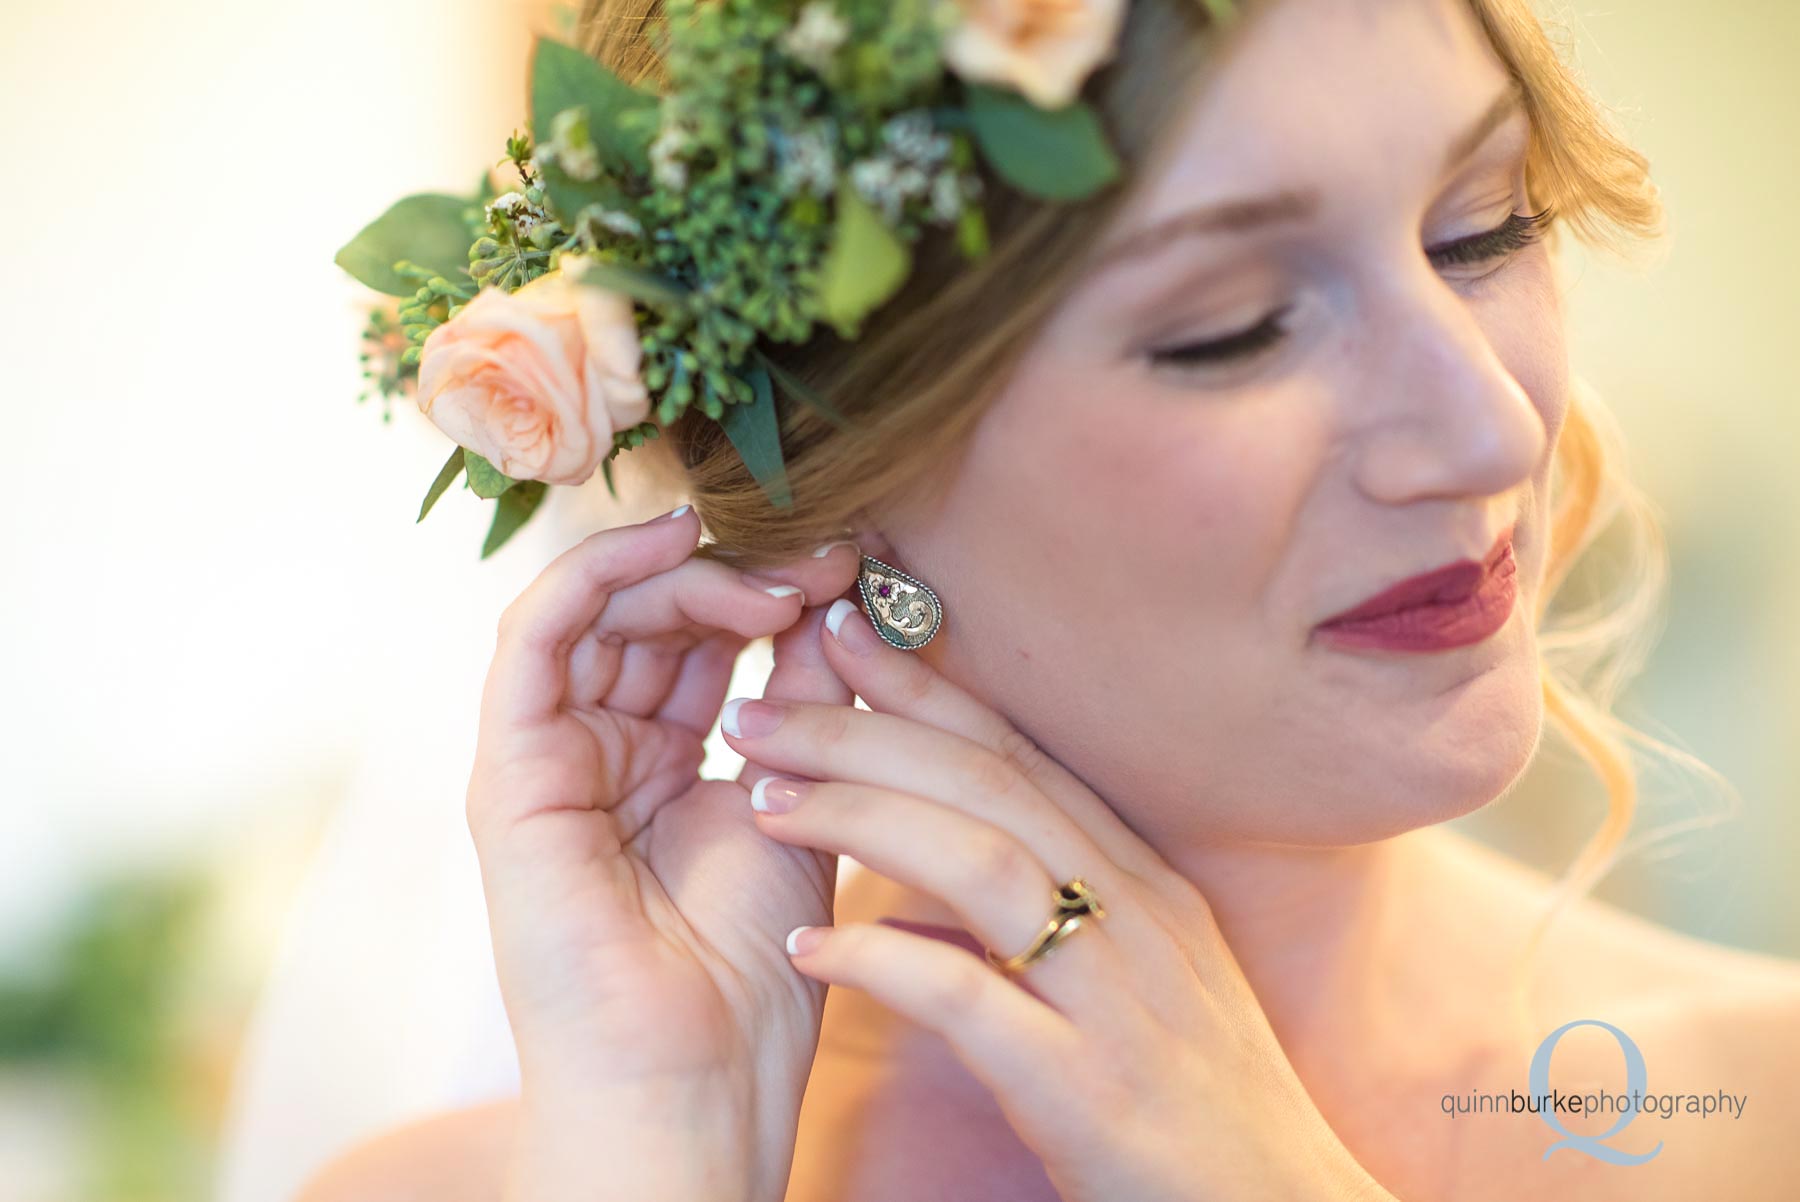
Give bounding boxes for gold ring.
[984,878,1106,976]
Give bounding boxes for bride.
[297,0,1799,1198]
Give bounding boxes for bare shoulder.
[1432,831,1800,1192]
[290,1097,518,1202]
[1518,865,1800,1191]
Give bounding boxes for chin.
[1252,639,1548,847]
[1350,652,1546,844]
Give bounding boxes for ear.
[844,510,898,564]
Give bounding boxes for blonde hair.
[578,0,1732,992]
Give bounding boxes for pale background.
[1,1,1795,1199]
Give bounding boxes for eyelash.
[1147,205,1557,370]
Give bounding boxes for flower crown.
[338,0,1238,557]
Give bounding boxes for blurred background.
[1,0,1795,1199]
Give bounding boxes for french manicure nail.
[750,776,810,814]
[721,697,786,738]
[825,598,882,657]
[810,539,859,558]
[658,504,692,521]
[761,584,804,600]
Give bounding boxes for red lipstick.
[1313,526,1518,653]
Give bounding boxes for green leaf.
[529,38,660,177]
[417,445,467,522]
[569,258,690,308]
[544,175,635,239]
[751,347,854,432]
[464,451,519,499]
[481,481,550,559]
[600,455,619,501]
[335,194,477,297]
[723,365,793,509]
[818,183,911,339]
[964,86,1121,202]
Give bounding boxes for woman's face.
[868,0,1568,848]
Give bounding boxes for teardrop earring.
[856,554,945,651]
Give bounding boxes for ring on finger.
[984,877,1107,976]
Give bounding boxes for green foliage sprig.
[336,0,1176,557]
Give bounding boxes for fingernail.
[750,776,811,814]
[741,573,804,603]
[786,925,828,955]
[658,504,692,521]
[810,539,859,558]
[721,697,786,738]
[825,598,882,657]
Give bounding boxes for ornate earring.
[856,554,945,651]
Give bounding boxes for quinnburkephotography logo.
[1439,1018,1751,1165]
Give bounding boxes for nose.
[1349,262,1548,505]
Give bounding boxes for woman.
[299,0,1800,1198]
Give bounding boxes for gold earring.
[856,554,945,651]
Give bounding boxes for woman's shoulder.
[289,1098,516,1202]
[1512,864,1800,1190]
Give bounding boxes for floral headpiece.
[338,0,1238,556]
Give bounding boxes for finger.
[654,629,750,737]
[733,584,858,791]
[554,556,808,715]
[819,598,1177,889]
[482,506,701,728]
[719,699,1172,964]
[722,698,1110,882]
[749,775,1134,1019]
[780,921,1098,1133]
[730,604,854,927]
[704,537,865,614]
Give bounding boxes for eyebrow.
[1088,78,1527,274]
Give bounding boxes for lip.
[1312,524,1518,653]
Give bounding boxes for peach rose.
[942,0,1127,109]
[415,262,650,487]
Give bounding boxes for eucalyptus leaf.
[965,85,1121,202]
[335,194,478,297]
[530,38,660,177]
[818,183,911,339]
[418,445,467,523]
[723,365,793,509]
[752,347,854,432]
[464,451,519,499]
[481,481,549,559]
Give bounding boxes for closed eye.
[1424,205,1555,268]
[1147,205,1556,371]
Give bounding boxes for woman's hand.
[717,595,1397,1202]
[464,506,862,1202]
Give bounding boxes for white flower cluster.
[772,118,839,198]
[540,107,601,182]
[486,190,550,236]
[576,204,645,240]
[779,1,849,73]
[848,110,980,226]
[650,122,694,190]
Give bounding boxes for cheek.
[969,355,1324,588]
[1486,250,1570,453]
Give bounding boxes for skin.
[294,0,1800,1199]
